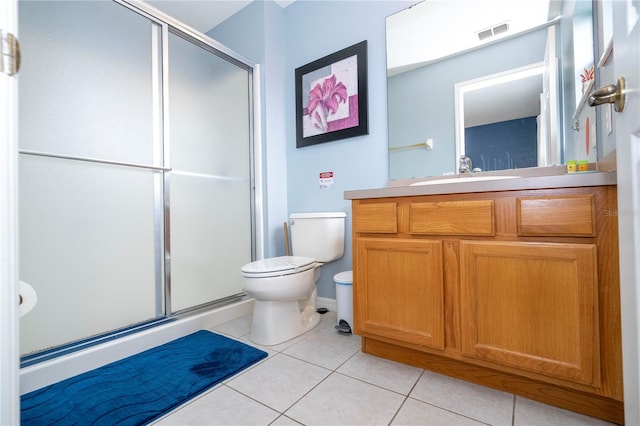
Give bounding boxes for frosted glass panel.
[19,155,158,355]
[168,33,250,177]
[168,33,252,312]
[17,1,255,356]
[19,1,159,165]
[170,174,251,312]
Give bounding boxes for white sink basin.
[410,175,520,186]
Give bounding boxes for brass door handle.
[588,76,626,112]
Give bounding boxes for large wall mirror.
[387,0,597,180]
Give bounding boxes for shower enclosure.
[18,1,258,358]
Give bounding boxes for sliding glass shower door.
[18,1,255,356]
[167,32,252,313]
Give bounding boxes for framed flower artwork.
[295,41,368,148]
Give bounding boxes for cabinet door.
[354,238,444,350]
[460,241,600,386]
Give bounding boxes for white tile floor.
[153,311,616,426]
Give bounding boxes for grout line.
[215,317,347,420]
[388,395,410,425]
[406,396,495,426]
[268,414,301,426]
[406,371,496,425]
[386,363,429,425]
[276,325,361,421]
[220,383,283,418]
[331,369,413,398]
[279,364,334,420]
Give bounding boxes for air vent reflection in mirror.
[476,21,510,41]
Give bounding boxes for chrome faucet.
[459,155,473,175]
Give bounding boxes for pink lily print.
[307,74,348,132]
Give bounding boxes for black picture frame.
[295,41,368,148]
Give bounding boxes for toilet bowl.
[241,212,346,346]
[241,256,321,345]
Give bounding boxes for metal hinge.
[0,30,21,76]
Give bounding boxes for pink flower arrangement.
[580,66,595,82]
[307,74,348,132]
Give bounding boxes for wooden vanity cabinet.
[351,186,623,424]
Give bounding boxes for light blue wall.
[210,0,412,299]
[283,1,410,297]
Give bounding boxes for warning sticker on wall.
[319,171,334,189]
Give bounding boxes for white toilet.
[241,212,346,345]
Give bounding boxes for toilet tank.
[289,212,346,262]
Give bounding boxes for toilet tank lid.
[290,212,346,219]
[241,256,315,275]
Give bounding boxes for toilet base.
[250,299,321,346]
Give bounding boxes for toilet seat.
[241,256,316,278]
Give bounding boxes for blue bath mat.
[21,330,267,425]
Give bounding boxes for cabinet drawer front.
[354,202,397,233]
[517,195,595,237]
[410,200,494,235]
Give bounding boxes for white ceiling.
[142,0,295,33]
[386,0,555,74]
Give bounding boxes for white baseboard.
[317,297,336,312]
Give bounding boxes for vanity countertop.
[344,170,617,200]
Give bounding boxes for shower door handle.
[0,30,21,76]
